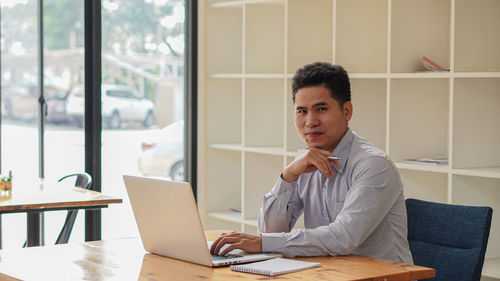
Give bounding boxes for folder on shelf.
[402,157,448,166]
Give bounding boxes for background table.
[0,230,435,280]
[0,182,122,247]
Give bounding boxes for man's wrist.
[281,169,298,183]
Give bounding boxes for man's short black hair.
[292,62,351,106]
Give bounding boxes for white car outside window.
[66,84,155,128]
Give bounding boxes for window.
[0,0,194,246]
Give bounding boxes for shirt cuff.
[272,175,297,196]
[261,232,287,253]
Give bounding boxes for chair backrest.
[58,172,92,189]
[55,172,93,244]
[406,198,493,281]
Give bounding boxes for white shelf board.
[452,167,500,179]
[286,150,302,158]
[245,146,285,156]
[395,162,449,174]
[209,72,500,79]
[208,211,243,224]
[209,0,284,8]
[483,257,500,279]
[209,143,243,152]
[454,72,500,78]
[390,72,451,79]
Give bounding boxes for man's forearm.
[258,177,301,233]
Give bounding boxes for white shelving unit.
[198,0,500,279]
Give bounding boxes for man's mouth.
[305,132,324,138]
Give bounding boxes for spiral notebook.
[230,258,320,276]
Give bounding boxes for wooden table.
[0,182,122,247]
[0,230,435,280]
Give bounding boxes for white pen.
[327,156,341,160]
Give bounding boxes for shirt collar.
[331,128,354,175]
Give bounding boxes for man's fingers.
[213,236,239,255]
[210,231,239,254]
[311,157,333,178]
[219,242,241,256]
[210,236,223,254]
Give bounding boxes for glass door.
[100,0,186,239]
[1,0,86,247]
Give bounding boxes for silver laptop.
[123,175,280,267]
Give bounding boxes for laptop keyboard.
[211,254,241,261]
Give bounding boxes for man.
[210,62,413,264]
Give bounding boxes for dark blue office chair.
[22,173,92,247]
[406,198,493,281]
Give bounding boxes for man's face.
[294,86,352,152]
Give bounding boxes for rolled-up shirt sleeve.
[257,176,303,234]
[260,156,403,257]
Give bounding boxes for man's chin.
[306,143,327,150]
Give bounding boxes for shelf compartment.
[453,78,500,169]
[349,78,387,151]
[335,0,388,73]
[395,162,449,174]
[400,170,448,203]
[287,0,333,73]
[244,219,258,228]
[286,79,306,152]
[205,148,242,214]
[206,79,242,143]
[452,175,500,261]
[207,211,243,224]
[391,0,450,73]
[455,0,500,72]
[205,216,242,232]
[243,224,259,235]
[206,6,242,74]
[245,3,285,73]
[243,152,283,221]
[245,79,284,147]
[389,79,449,163]
[483,257,500,279]
[453,167,500,179]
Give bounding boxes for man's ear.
[343,101,353,122]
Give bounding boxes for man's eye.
[297,110,306,114]
[318,107,328,112]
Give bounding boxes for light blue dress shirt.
[258,129,413,264]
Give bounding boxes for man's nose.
[305,113,320,127]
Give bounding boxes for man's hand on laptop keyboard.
[210,231,262,256]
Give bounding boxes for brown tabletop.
[0,185,122,213]
[0,230,435,281]
[0,182,122,247]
